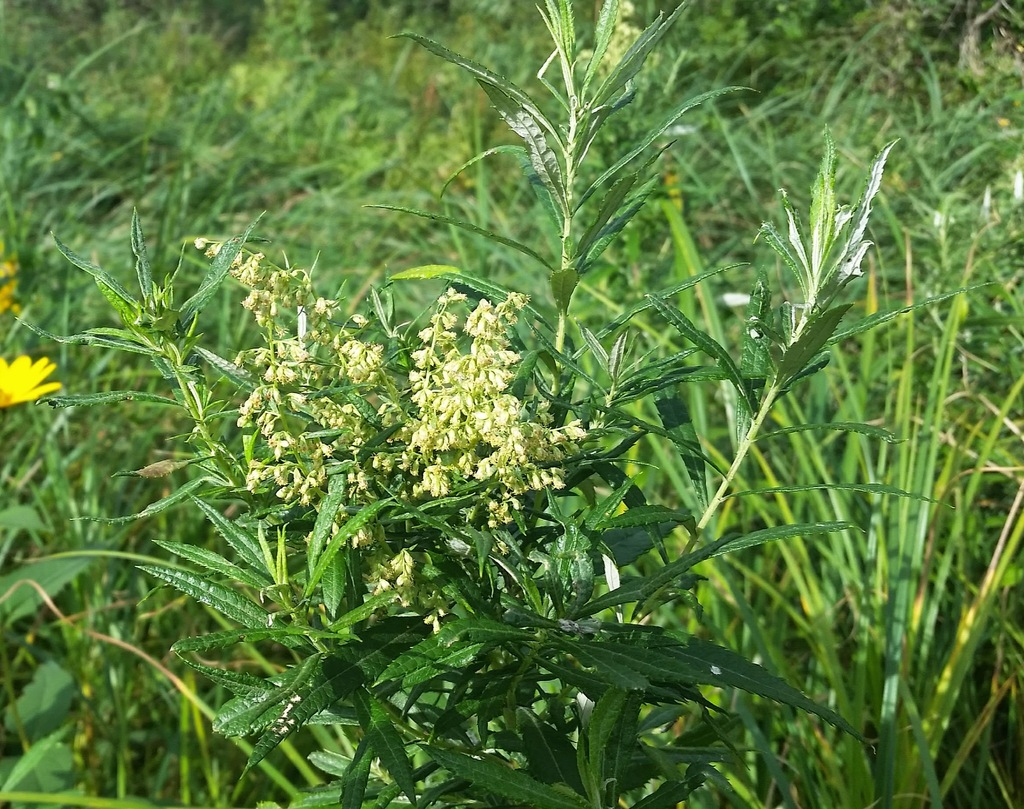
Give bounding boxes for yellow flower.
[0,355,62,407]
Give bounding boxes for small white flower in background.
[933,210,946,230]
[981,185,992,222]
[1014,170,1023,203]
[720,292,751,307]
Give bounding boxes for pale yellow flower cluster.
[209,243,587,612]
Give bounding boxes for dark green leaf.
[88,476,208,524]
[43,390,178,408]
[53,233,139,323]
[194,346,256,390]
[518,709,585,792]
[757,422,902,443]
[306,473,348,580]
[647,295,754,412]
[246,656,365,773]
[180,216,262,326]
[140,564,266,629]
[397,33,554,140]
[582,0,621,95]
[377,634,487,689]
[424,746,590,809]
[579,87,740,209]
[654,392,708,513]
[151,539,268,590]
[0,556,93,624]
[305,500,389,598]
[130,208,154,301]
[591,4,686,109]
[353,688,417,803]
[478,82,565,224]
[191,499,273,583]
[778,303,852,382]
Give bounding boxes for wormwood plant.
[44,1,926,806]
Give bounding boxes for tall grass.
[2,1,1022,806]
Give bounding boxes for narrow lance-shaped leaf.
[808,130,838,281]
[352,688,417,803]
[578,85,741,210]
[590,3,687,109]
[647,295,755,413]
[180,215,262,326]
[478,82,567,224]
[305,499,389,598]
[777,303,852,383]
[53,234,140,324]
[398,32,560,144]
[140,564,267,629]
[424,746,591,809]
[246,656,366,774]
[87,476,208,524]
[130,208,154,302]
[582,0,621,96]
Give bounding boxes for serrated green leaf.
[53,233,139,323]
[246,656,365,773]
[656,633,861,738]
[23,322,158,358]
[194,346,255,390]
[590,4,686,109]
[177,656,271,699]
[88,476,208,524]
[727,482,938,503]
[579,87,740,210]
[582,0,620,95]
[307,474,347,579]
[778,303,852,381]
[353,689,417,803]
[389,264,463,281]
[151,539,268,590]
[593,264,739,339]
[217,654,323,738]
[550,268,579,314]
[305,499,388,599]
[44,390,178,408]
[586,687,627,786]
[424,746,590,809]
[577,174,660,275]
[140,564,266,629]
[600,504,691,531]
[478,82,566,224]
[597,688,642,799]
[341,736,373,809]
[828,288,973,345]
[171,626,329,654]
[369,205,552,270]
[647,295,754,411]
[180,216,262,326]
[130,208,154,301]
[757,422,902,443]
[191,498,273,583]
[440,145,524,197]
[654,392,708,513]
[398,32,555,141]
[377,634,486,689]
[517,708,585,792]
[631,769,709,809]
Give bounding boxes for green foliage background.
[1,0,1022,807]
